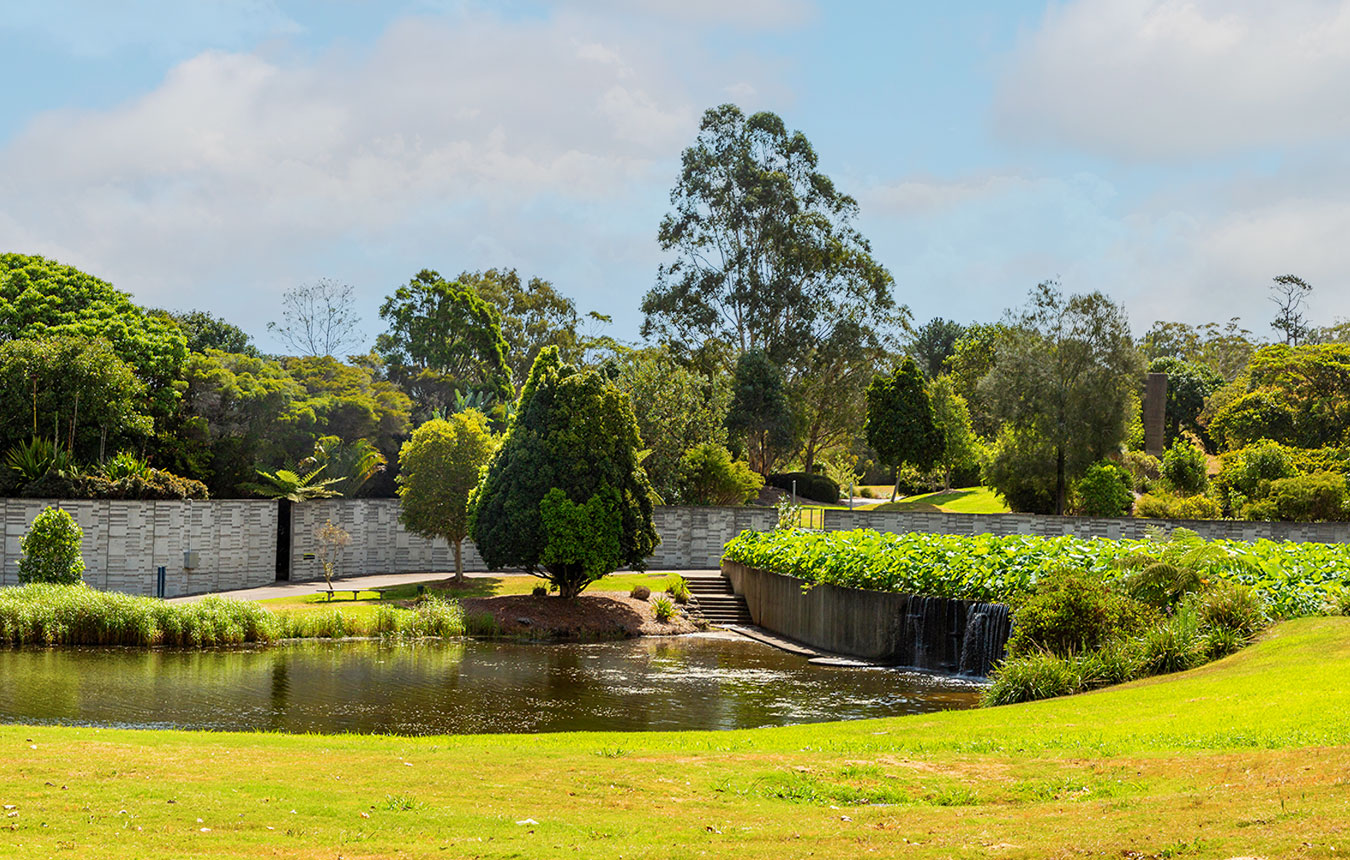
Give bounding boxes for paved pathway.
[170,569,724,603]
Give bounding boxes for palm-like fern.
[1114,527,1263,609]
[299,436,386,498]
[242,464,346,501]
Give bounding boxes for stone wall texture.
[819,509,1350,543]
[723,561,1011,676]
[287,501,779,581]
[0,499,276,597]
[5,497,1348,598]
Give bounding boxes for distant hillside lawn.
[866,485,1010,514]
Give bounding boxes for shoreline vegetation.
[0,617,1346,858]
[0,574,700,648]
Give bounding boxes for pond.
[0,633,984,735]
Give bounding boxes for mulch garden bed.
[460,591,699,639]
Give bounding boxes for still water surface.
[0,633,983,735]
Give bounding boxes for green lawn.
[260,571,682,617]
[2,617,1347,858]
[865,486,1011,514]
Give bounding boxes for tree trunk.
[891,468,900,503]
[1055,445,1066,516]
[453,539,463,584]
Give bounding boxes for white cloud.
[0,8,782,341]
[996,0,1350,159]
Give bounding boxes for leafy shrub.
[1219,439,1298,500]
[1071,461,1133,517]
[100,452,152,481]
[675,443,763,506]
[630,585,651,600]
[1133,491,1222,520]
[1170,494,1223,519]
[721,527,1344,617]
[651,596,676,622]
[1161,439,1209,495]
[536,486,625,597]
[1242,472,1349,522]
[982,652,1078,706]
[665,575,690,604]
[1188,581,1268,639]
[19,468,208,500]
[1121,451,1162,493]
[1005,568,1154,658]
[18,506,85,584]
[768,471,840,505]
[860,486,876,499]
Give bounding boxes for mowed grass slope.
[867,486,1011,514]
[1,617,1347,858]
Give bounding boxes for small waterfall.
[957,602,1011,677]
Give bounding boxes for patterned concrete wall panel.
[818,509,1350,544]
[0,499,277,598]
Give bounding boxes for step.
[685,579,732,596]
[689,591,752,625]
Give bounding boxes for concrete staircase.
[685,575,752,626]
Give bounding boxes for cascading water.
[957,602,1011,677]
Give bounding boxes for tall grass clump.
[405,596,466,638]
[982,652,1078,706]
[665,575,690,604]
[0,584,279,647]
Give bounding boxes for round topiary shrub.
[18,505,86,584]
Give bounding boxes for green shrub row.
[721,527,1349,617]
[984,579,1270,706]
[0,584,469,646]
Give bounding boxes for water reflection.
[0,633,983,735]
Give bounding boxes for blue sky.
[3,0,1348,351]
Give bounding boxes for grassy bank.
[0,583,468,646]
[1,617,1347,858]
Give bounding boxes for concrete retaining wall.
[0,499,276,597]
[820,509,1350,543]
[289,499,488,582]
[723,561,1011,676]
[6,493,1348,600]
[287,502,778,581]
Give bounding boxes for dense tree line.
[6,108,1350,526]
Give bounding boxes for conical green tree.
[469,347,659,598]
[864,357,944,502]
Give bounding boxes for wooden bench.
[323,588,385,602]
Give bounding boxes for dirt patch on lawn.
[460,590,699,640]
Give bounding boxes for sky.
[2,0,1348,352]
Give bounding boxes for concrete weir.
[722,561,1012,678]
